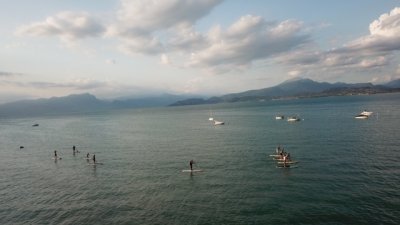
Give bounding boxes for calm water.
[0,94,399,225]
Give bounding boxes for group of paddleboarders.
[274,145,293,167]
[85,152,96,163]
[53,146,96,164]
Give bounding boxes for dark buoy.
[20,146,24,149]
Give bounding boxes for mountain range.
[170,78,400,106]
[0,93,195,117]
[1,78,399,117]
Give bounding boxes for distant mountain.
[0,93,200,117]
[170,78,400,106]
[384,78,400,88]
[0,93,111,117]
[113,93,199,108]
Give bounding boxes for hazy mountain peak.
[279,77,316,85]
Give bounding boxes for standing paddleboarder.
[189,160,194,170]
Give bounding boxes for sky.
[1,0,400,103]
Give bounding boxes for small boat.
[275,115,284,120]
[287,116,301,122]
[355,114,369,119]
[214,120,225,125]
[32,123,39,127]
[360,110,373,116]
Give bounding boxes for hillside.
[170,78,400,106]
[0,93,196,117]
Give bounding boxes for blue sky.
[1,0,399,103]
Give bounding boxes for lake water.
[0,93,399,224]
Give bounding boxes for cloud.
[160,54,171,65]
[2,78,110,90]
[15,11,105,43]
[282,7,400,79]
[0,71,23,77]
[105,59,116,64]
[167,24,208,52]
[117,36,164,55]
[189,16,310,72]
[108,0,222,55]
[108,0,223,38]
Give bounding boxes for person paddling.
[189,160,194,170]
[283,155,287,167]
[92,154,96,164]
[86,153,90,159]
[54,150,57,158]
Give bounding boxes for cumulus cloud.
[109,0,223,38]
[167,24,208,52]
[16,1,400,80]
[283,7,400,79]
[14,0,311,73]
[16,11,105,42]
[108,0,222,55]
[117,36,164,55]
[189,16,310,72]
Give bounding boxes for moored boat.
[360,110,373,116]
[355,114,369,119]
[214,120,225,125]
[287,116,301,122]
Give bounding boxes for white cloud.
[15,11,105,42]
[343,7,400,53]
[105,59,116,65]
[108,0,222,55]
[117,36,164,55]
[109,0,223,37]
[369,7,400,38]
[167,24,208,52]
[282,7,400,80]
[160,54,170,65]
[359,56,388,68]
[0,71,23,77]
[189,16,310,72]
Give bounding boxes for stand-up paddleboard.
[182,169,203,173]
[83,157,91,160]
[276,164,298,168]
[277,161,298,164]
[52,157,62,160]
[269,154,280,157]
[88,162,103,165]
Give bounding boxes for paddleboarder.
[189,160,194,170]
[92,154,96,164]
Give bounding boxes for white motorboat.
[360,110,373,116]
[287,116,301,122]
[355,114,369,119]
[275,115,284,120]
[214,120,225,125]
